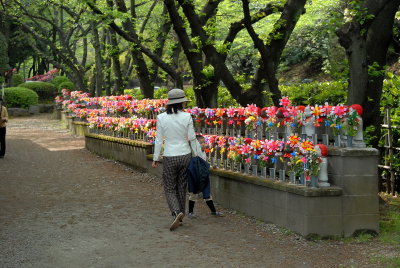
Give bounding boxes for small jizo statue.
[301,106,315,140]
[316,144,330,187]
[349,104,366,148]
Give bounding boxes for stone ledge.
[85,133,153,148]
[146,154,342,197]
[72,121,89,126]
[210,168,343,197]
[328,147,379,156]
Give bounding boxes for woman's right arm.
[153,116,163,163]
[187,115,199,156]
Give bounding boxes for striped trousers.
[162,153,191,215]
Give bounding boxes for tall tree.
[6,0,92,90]
[170,0,306,107]
[86,0,183,97]
[336,0,400,146]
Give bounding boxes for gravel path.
[0,114,398,268]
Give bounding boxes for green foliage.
[368,62,387,77]
[3,87,39,108]
[124,88,144,100]
[184,87,196,107]
[11,74,24,86]
[153,88,168,99]
[52,76,72,88]
[280,0,347,79]
[217,86,239,107]
[58,81,74,92]
[183,86,238,108]
[379,197,400,245]
[17,81,57,101]
[0,32,10,73]
[380,73,400,172]
[280,81,347,105]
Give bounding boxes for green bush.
[17,81,57,102]
[218,86,239,107]
[58,81,74,92]
[280,81,347,105]
[3,87,39,108]
[124,88,144,100]
[52,76,71,88]
[11,74,24,86]
[154,87,169,99]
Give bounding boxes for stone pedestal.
[327,147,380,236]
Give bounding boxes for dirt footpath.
[0,114,398,268]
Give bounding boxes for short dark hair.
[166,102,183,114]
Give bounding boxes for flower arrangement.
[344,107,360,137]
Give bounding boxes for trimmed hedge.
[52,75,71,89]
[280,81,347,105]
[58,81,74,92]
[11,74,24,87]
[3,87,39,108]
[17,81,57,101]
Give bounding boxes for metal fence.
[378,107,400,195]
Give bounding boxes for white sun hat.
[167,88,188,105]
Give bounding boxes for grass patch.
[370,256,400,268]
[379,193,400,245]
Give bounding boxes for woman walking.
[0,97,8,158]
[152,89,197,231]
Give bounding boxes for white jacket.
[153,111,197,161]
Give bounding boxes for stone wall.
[83,133,380,237]
[71,121,89,136]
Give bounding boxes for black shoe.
[0,155,4,158]
[170,211,184,231]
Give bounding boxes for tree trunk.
[109,28,124,95]
[336,0,400,147]
[91,22,104,97]
[337,22,368,106]
[114,0,153,98]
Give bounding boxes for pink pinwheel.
[333,105,348,118]
[241,145,251,155]
[245,104,259,116]
[226,107,236,117]
[266,106,277,118]
[279,96,291,107]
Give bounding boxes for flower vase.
[265,132,270,140]
[269,168,276,180]
[252,165,258,176]
[300,174,305,185]
[261,167,267,178]
[346,136,353,147]
[289,171,296,184]
[334,135,341,147]
[312,134,318,145]
[216,158,221,169]
[244,164,250,174]
[278,170,285,181]
[230,160,235,171]
[322,134,329,146]
[237,163,242,173]
[210,157,215,167]
[311,175,318,188]
[223,160,228,170]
